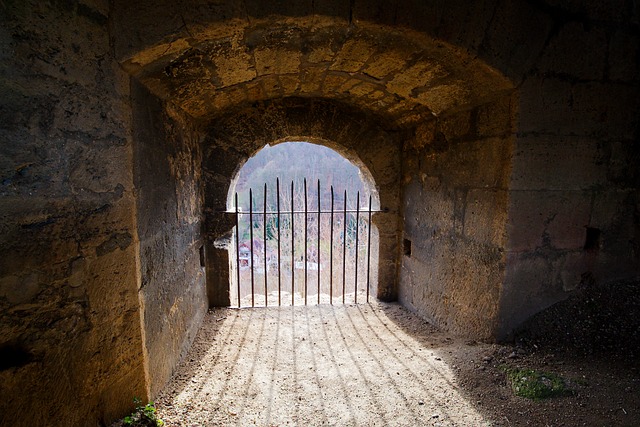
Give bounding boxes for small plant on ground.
[123,397,164,427]
[503,367,569,399]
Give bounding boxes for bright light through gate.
[228,142,380,307]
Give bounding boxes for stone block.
[591,190,632,229]
[355,0,413,27]
[322,73,350,94]
[212,85,248,112]
[609,30,640,82]
[213,49,256,87]
[175,80,219,117]
[403,182,455,245]
[429,137,512,190]
[337,77,363,93]
[300,67,326,95]
[254,47,301,76]
[556,251,589,292]
[387,60,448,99]
[507,190,591,252]
[435,0,498,53]
[329,38,376,73]
[506,191,546,252]
[463,189,508,247]
[363,51,411,80]
[417,83,475,118]
[519,78,640,139]
[518,76,573,135]
[69,147,131,195]
[477,0,553,81]
[358,137,400,187]
[509,135,608,191]
[244,80,265,102]
[437,110,471,142]
[536,22,606,80]
[499,251,565,336]
[571,82,640,140]
[112,0,189,63]
[346,81,378,98]
[475,95,514,138]
[544,0,628,22]
[605,140,640,187]
[260,75,282,98]
[398,264,415,308]
[279,74,300,95]
[51,89,127,139]
[400,219,505,339]
[590,190,638,254]
[0,273,40,305]
[307,45,336,64]
[244,0,312,18]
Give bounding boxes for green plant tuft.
[503,367,568,399]
[123,397,164,427]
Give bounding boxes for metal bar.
[277,178,281,306]
[263,183,268,307]
[230,209,380,214]
[235,192,241,308]
[317,179,321,304]
[366,194,372,303]
[342,189,347,304]
[291,180,295,306]
[233,179,378,308]
[249,188,255,308]
[330,186,334,305]
[304,178,308,306]
[354,191,360,304]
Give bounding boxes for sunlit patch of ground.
[155,303,489,426]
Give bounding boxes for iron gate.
[231,178,377,307]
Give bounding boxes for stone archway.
[121,13,518,394]
[202,98,402,307]
[4,1,639,425]
[225,138,382,306]
[115,16,513,124]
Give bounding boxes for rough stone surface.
[498,4,640,337]
[399,95,515,340]
[1,0,639,425]
[132,83,207,397]
[0,2,146,426]
[114,15,513,125]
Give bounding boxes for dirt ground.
[152,286,640,427]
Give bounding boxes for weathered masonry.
[1,1,638,426]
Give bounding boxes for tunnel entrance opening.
[227,141,380,307]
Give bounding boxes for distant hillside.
[233,142,370,211]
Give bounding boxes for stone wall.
[400,95,516,339]
[498,13,640,338]
[0,1,146,425]
[132,82,207,397]
[1,1,638,424]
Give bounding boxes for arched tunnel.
[0,0,638,425]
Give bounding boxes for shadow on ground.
[152,303,486,426]
[390,279,640,427]
[127,280,639,426]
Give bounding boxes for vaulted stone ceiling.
[119,17,514,127]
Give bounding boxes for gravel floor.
[155,303,489,426]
